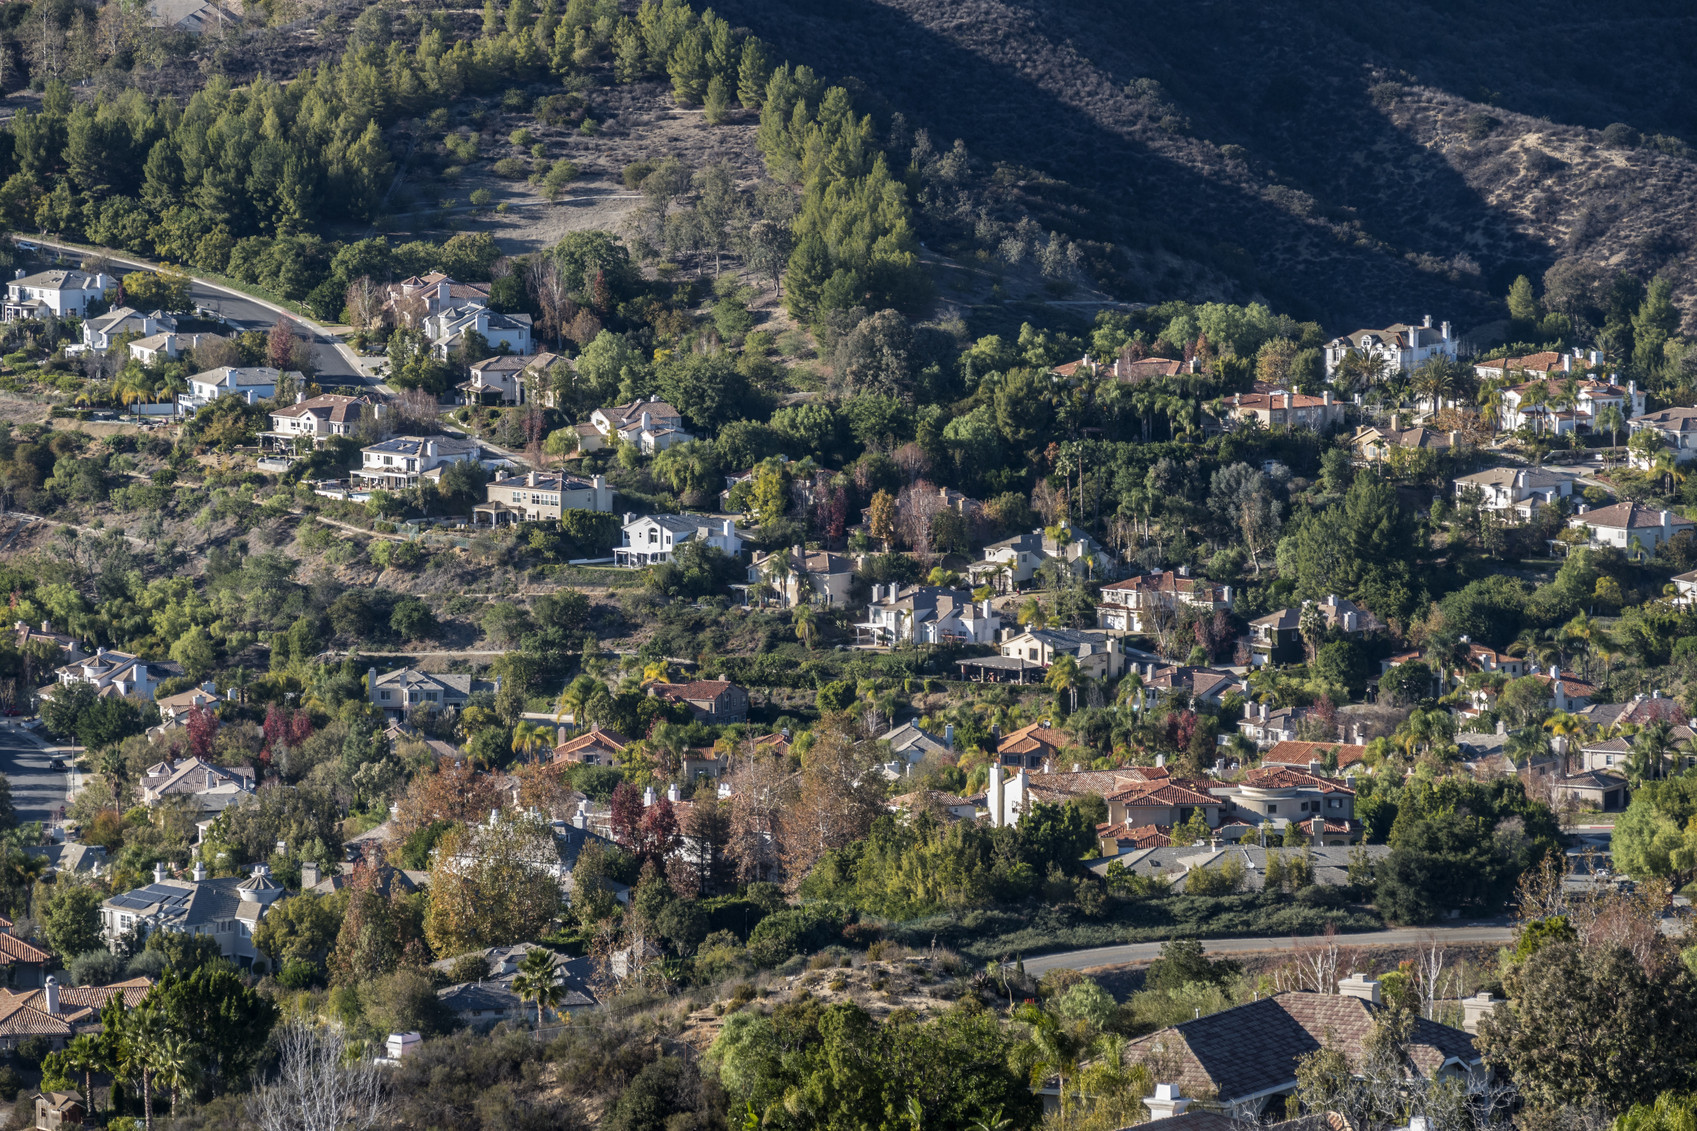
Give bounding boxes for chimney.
[153,862,168,884]
[643,785,656,807]
[557,726,567,744]
[1562,354,1571,373]
[1245,700,1256,720]
[722,519,734,538]
[1462,992,1500,1034]
[1664,510,1674,529]
[1390,412,1401,432]
[193,859,207,882]
[426,440,437,458]
[40,620,48,633]
[1283,392,1293,410]
[1550,664,1560,679]
[1441,320,1451,341]
[667,782,680,803]
[296,389,305,404]
[1155,753,1166,768]
[1144,1085,1191,1121]
[1338,972,1381,1002]
[300,861,319,888]
[43,977,58,1017]
[944,724,954,750]
[640,410,651,431]
[987,764,1004,828]
[1653,689,1662,699]
[1260,702,1269,721]
[488,808,499,827]
[1322,390,1332,405]
[527,470,536,487]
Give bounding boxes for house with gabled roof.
[140,756,254,815]
[83,306,174,352]
[1261,740,1366,774]
[3,269,117,321]
[369,666,497,717]
[550,724,630,767]
[353,435,484,492]
[461,354,531,406]
[1226,389,1346,431]
[748,546,854,608]
[1207,765,1357,842]
[996,721,1073,770]
[432,944,597,1028]
[422,304,532,359]
[178,366,288,415]
[475,469,613,525]
[41,647,159,702]
[1123,979,1485,1115]
[858,584,999,647]
[264,393,383,450]
[615,513,742,567]
[1096,569,1233,634]
[1323,315,1457,379]
[1452,467,1572,522]
[999,627,1127,680]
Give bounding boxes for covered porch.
[955,655,1045,684]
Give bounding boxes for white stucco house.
[3,269,118,321]
[1323,315,1457,380]
[353,436,484,491]
[615,513,742,567]
[178,366,288,415]
[1567,502,1693,557]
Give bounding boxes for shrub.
[0,1066,21,1101]
[276,958,320,989]
[492,157,526,178]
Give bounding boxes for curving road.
[0,723,69,828]
[1014,922,1518,976]
[12,235,366,387]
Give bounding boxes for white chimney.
[1144,1084,1191,1121]
[1441,320,1451,341]
[1423,314,1433,328]
[1462,991,1499,1034]
[643,785,656,807]
[1283,392,1293,410]
[987,764,1004,828]
[153,862,168,884]
[43,977,59,1016]
[640,411,652,430]
[300,861,318,888]
[1155,753,1166,768]
[667,782,679,803]
[488,808,500,827]
[1338,972,1381,1002]
[527,470,536,487]
[193,859,207,882]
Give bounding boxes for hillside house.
[998,627,1127,680]
[1323,316,1458,379]
[1225,390,1346,431]
[460,355,530,405]
[474,471,613,525]
[1629,406,1697,465]
[101,862,285,966]
[264,394,383,450]
[381,273,491,327]
[995,721,1073,771]
[1123,980,1485,1114]
[422,305,532,359]
[178,366,287,415]
[615,514,742,567]
[650,680,749,724]
[590,397,694,454]
[1351,420,1457,462]
[1096,569,1233,634]
[857,584,1000,646]
[550,725,630,767]
[1451,467,1572,521]
[747,547,854,607]
[41,647,159,702]
[1262,740,1367,774]
[1208,766,1356,841]
[139,756,255,815]
[353,436,483,491]
[369,667,497,717]
[1567,502,1693,556]
[3,269,117,321]
[83,306,174,352]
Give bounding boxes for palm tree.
[64,1034,105,1116]
[1543,711,1588,773]
[640,660,673,688]
[1118,670,1145,720]
[792,603,818,650]
[1595,404,1626,455]
[554,674,600,725]
[510,947,565,1024]
[1017,597,1047,630]
[1046,654,1081,713]
[763,551,795,608]
[1631,720,1677,785]
[970,1108,1013,1131]
[151,1030,196,1118]
[1652,449,1687,496]
[1011,1004,1084,1122]
[120,1005,165,1131]
[1477,375,1509,432]
[510,720,551,763]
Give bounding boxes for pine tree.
[1506,274,1538,326]
[736,37,770,109]
[703,73,731,125]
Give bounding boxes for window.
[379,690,390,700]
[1267,804,1277,814]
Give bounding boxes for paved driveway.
[0,724,70,828]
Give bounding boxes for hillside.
[712,0,1697,330]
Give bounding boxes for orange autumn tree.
[423,811,563,956]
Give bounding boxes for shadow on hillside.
[717,0,1697,324]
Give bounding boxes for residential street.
[1015,922,1519,976]
[0,723,69,828]
[10,235,365,386]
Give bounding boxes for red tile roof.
[1262,740,1366,770]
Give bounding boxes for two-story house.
[41,647,159,702]
[177,366,287,415]
[969,532,1046,592]
[101,861,285,967]
[747,547,854,607]
[474,471,613,525]
[353,436,483,491]
[650,680,749,724]
[857,584,1000,647]
[590,398,694,454]
[1224,390,1346,431]
[139,756,255,816]
[82,306,174,352]
[1096,569,1233,634]
[1629,406,1697,466]
[998,627,1127,680]
[1247,595,1378,667]
[1208,766,1357,842]
[460,355,530,406]
[382,273,491,328]
[1567,501,1693,557]
[1323,315,1457,380]
[264,393,383,450]
[369,666,498,717]
[1451,467,1573,522]
[421,304,532,359]
[615,514,742,567]
[3,269,117,321]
